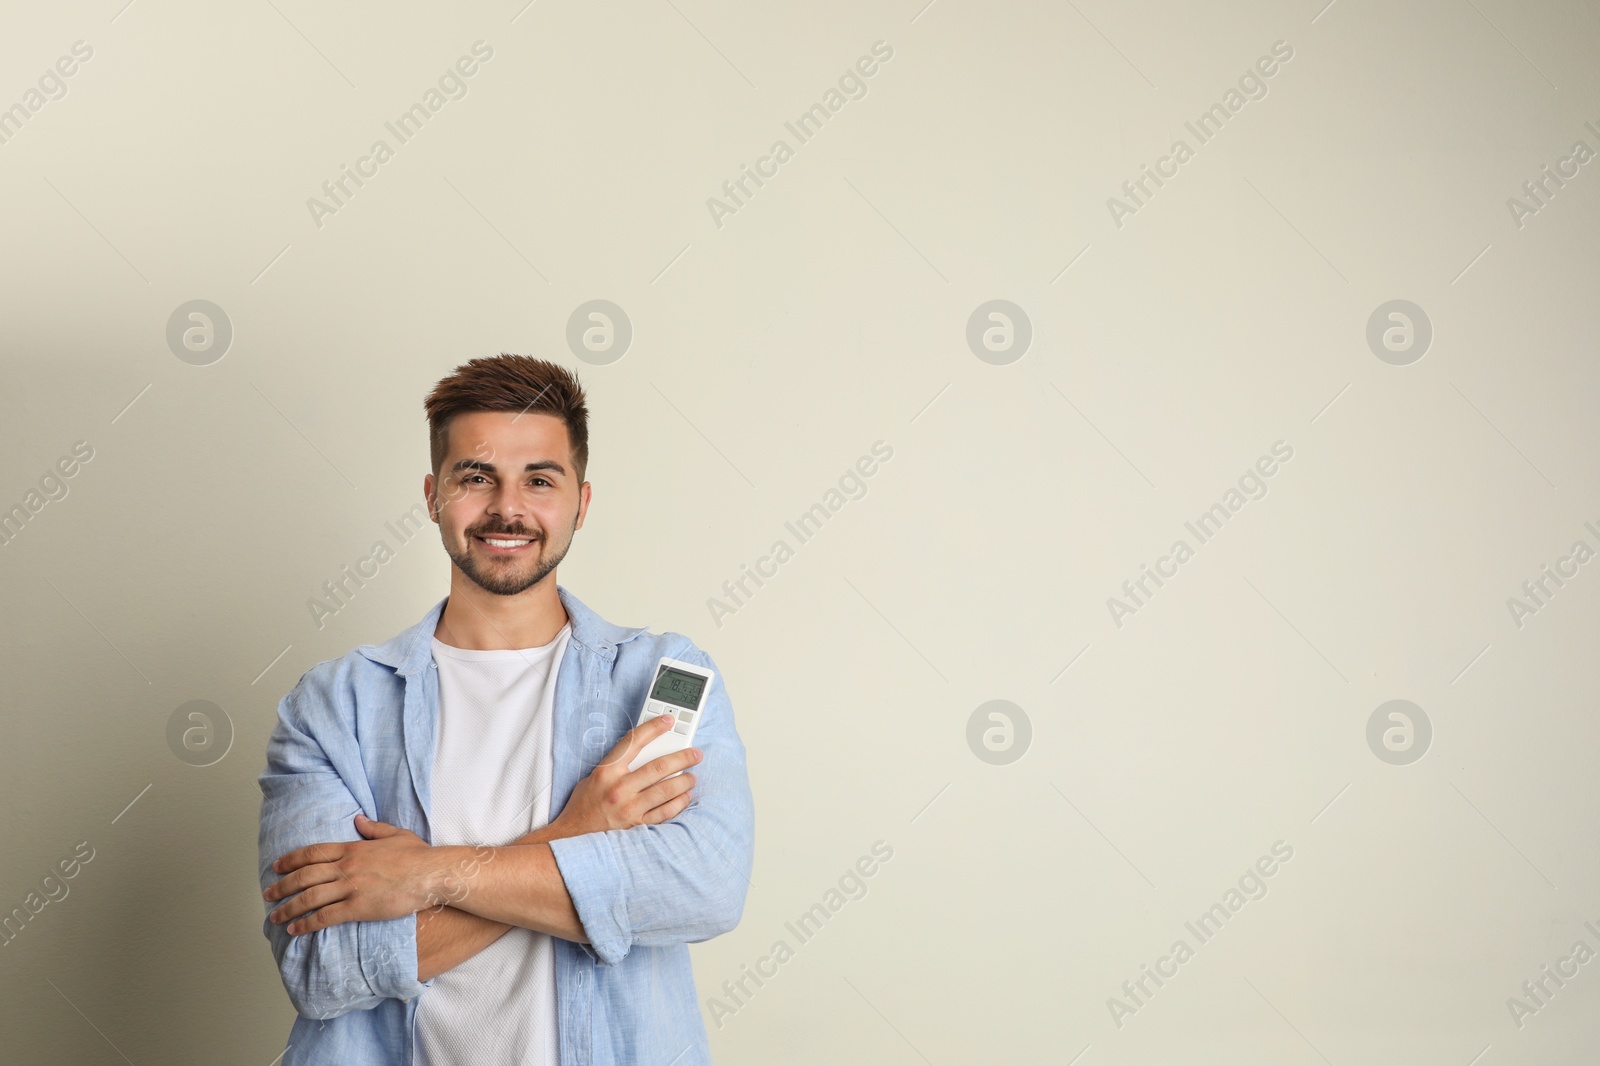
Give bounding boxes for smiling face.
[424,409,590,597]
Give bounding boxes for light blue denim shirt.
[257,585,755,1065]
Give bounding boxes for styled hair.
[423,354,589,482]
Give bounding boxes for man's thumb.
[355,812,398,837]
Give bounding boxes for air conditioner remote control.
[627,657,715,777]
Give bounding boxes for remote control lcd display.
[651,667,706,709]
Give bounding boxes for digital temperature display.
[650,667,706,709]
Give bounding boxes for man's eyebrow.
[450,458,567,476]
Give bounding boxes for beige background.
[2,0,1598,1063]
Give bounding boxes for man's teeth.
[482,537,532,548]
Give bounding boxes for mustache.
[472,525,541,538]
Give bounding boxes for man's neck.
[434,575,569,650]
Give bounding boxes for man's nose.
[488,481,525,520]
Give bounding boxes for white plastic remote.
[626,657,715,776]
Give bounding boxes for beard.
[442,514,576,597]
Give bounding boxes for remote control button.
[674,721,691,734]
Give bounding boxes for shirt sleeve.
[257,670,428,1018]
[548,646,755,967]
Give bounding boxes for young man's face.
[424,410,590,597]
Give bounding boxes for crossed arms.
[257,651,754,1018]
[263,715,691,979]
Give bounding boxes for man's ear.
[423,473,440,523]
[574,481,591,530]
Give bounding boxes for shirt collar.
[356,583,644,676]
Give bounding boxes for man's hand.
[265,814,454,936]
[550,712,701,837]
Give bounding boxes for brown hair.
[424,354,589,482]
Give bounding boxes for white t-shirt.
[414,621,572,1066]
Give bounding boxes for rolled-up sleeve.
[258,673,427,1017]
[548,646,755,967]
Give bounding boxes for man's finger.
[641,790,694,825]
[640,770,694,811]
[264,861,342,903]
[598,714,677,773]
[288,899,354,936]
[271,880,349,927]
[630,746,701,785]
[354,813,403,838]
[272,840,346,874]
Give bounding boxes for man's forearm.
[415,823,584,982]
[428,838,586,941]
[416,904,512,983]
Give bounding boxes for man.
[256,354,755,1065]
